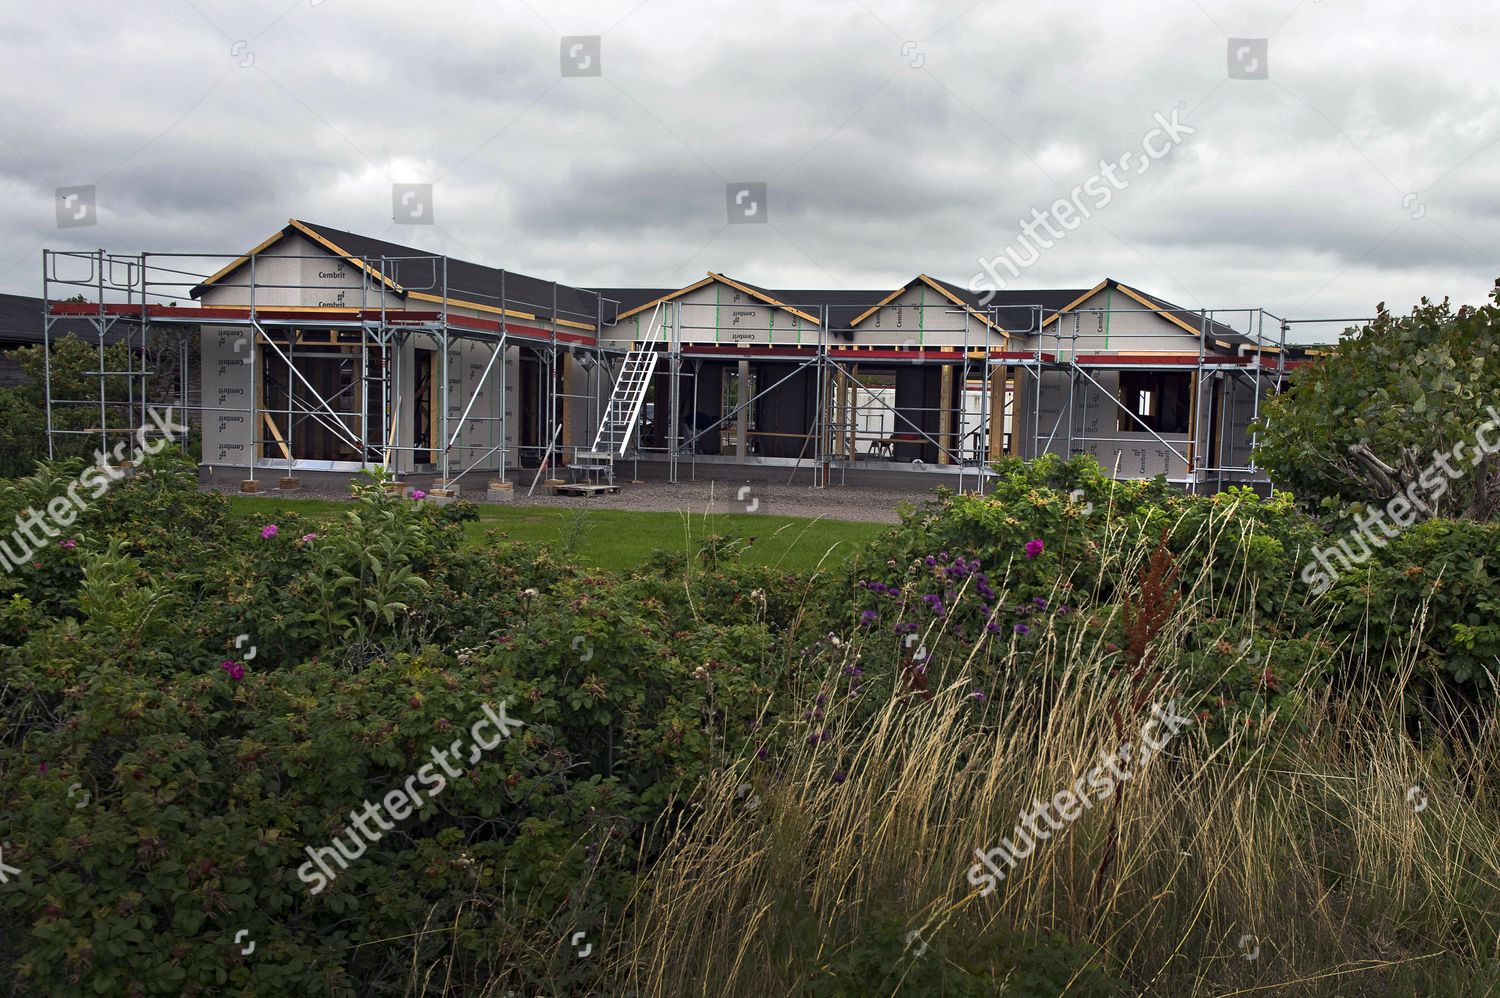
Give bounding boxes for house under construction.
[38,220,1329,495]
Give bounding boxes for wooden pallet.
[552,482,621,497]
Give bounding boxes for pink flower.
[1024,539,1044,559]
[299,532,317,544]
[59,539,77,549]
[220,660,246,681]
[411,490,427,500]
[261,524,279,539]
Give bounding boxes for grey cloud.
[0,0,1496,324]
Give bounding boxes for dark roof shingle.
[292,221,609,326]
[0,293,115,346]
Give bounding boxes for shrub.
[618,598,1500,997]
[0,461,813,994]
[1251,285,1500,520]
[1,448,1496,994]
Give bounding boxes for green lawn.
[226,495,888,574]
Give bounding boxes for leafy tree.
[1253,283,1500,520]
[0,337,144,475]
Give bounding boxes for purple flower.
[1058,605,1073,616]
[38,762,48,775]
[1033,597,1049,609]
[220,659,246,681]
[831,771,847,784]
[1013,623,1031,636]
[986,622,1003,635]
[859,609,878,626]
[970,559,982,571]
[260,524,279,540]
[888,587,902,599]
[939,551,949,561]
[755,745,769,760]
[924,555,937,567]
[411,490,427,500]
[970,690,987,702]
[807,729,826,745]
[1024,539,1044,559]
[842,664,864,678]
[58,539,77,549]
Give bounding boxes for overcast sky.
[2,0,1496,340]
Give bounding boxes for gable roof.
[183,220,1263,351]
[605,272,822,325]
[848,274,1009,336]
[1041,278,1252,349]
[192,219,606,330]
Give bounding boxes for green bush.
[1251,285,1500,520]
[0,449,1495,993]
[835,455,1499,733]
[0,460,805,994]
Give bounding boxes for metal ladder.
[577,302,666,480]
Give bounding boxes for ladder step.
[588,348,660,456]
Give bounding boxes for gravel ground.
[213,478,941,525]
[497,479,935,524]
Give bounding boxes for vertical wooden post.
[989,364,1003,460]
[938,362,953,465]
[735,359,749,458]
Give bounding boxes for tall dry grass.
[608,541,1500,996]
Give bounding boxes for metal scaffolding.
[586,295,1359,495]
[39,243,1357,497]
[40,247,624,491]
